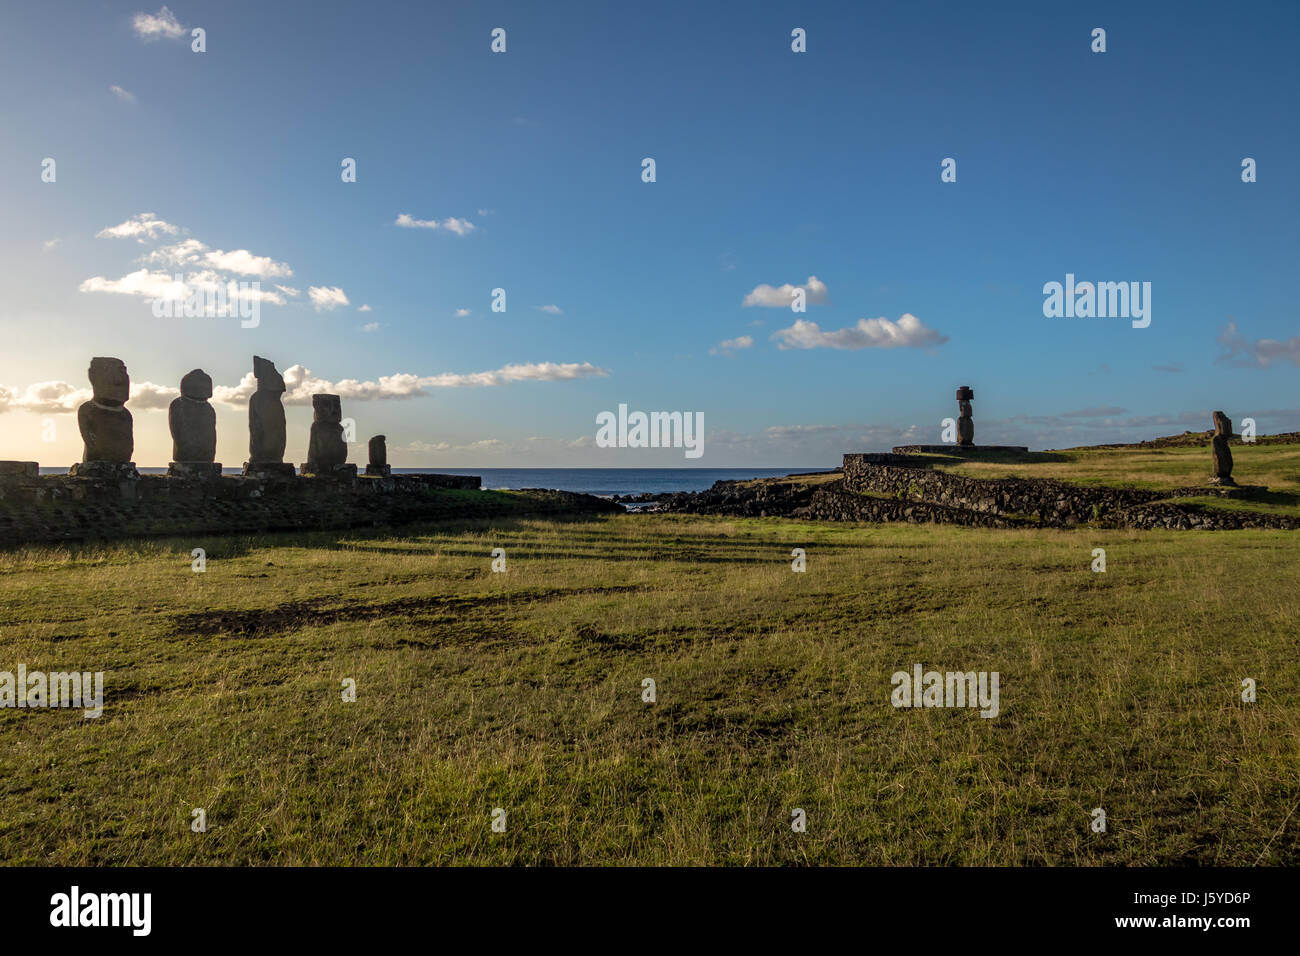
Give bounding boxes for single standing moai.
[69,357,138,479]
[303,393,356,478]
[956,385,975,447]
[365,435,390,477]
[1210,410,1235,485]
[168,369,221,479]
[243,355,295,479]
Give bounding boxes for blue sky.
[1,0,1297,467]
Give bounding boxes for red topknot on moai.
[955,386,974,446]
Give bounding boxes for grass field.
[2,511,1297,865]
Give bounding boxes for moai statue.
[303,393,356,478]
[243,355,295,479]
[168,369,221,479]
[69,357,138,479]
[365,434,391,477]
[956,385,975,447]
[1210,410,1235,485]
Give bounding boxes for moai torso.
[307,394,347,469]
[1211,411,1233,480]
[170,400,216,462]
[249,391,287,462]
[248,356,288,463]
[78,357,133,462]
[170,369,217,462]
[79,402,133,462]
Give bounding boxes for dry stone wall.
[0,472,623,548]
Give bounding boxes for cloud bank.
[1,362,609,414]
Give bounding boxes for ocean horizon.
[35,466,833,497]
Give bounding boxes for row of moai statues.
[70,356,390,479]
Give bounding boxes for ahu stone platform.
[0,470,623,548]
[890,444,1030,456]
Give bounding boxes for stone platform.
[0,470,501,547]
[891,445,1030,455]
[169,461,223,480]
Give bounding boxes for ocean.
[412,468,830,496]
[38,467,831,497]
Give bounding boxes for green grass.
[1,513,1297,865]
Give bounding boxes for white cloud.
[42,239,59,252]
[358,304,372,312]
[132,5,185,40]
[0,380,175,415]
[361,322,380,333]
[79,268,188,299]
[79,266,290,310]
[771,313,948,350]
[763,424,839,438]
[144,240,292,278]
[308,286,350,311]
[128,382,178,410]
[110,85,137,104]
[395,213,475,234]
[743,275,829,308]
[710,335,754,356]
[96,213,179,242]
[0,381,89,415]
[538,304,562,315]
[1061,406,1127,418]
[1216,320,1300,368]
[144,237,205,266]
[455,308,471,317]
[477,208,494,217]
[395,213,437,230]
[202,247,293,278]
[208,360,609,407]
[83,215,311,316]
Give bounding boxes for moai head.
[368,434,387,466]
[180,368,213,401]
[312,393,342,424]
[88,357,129,406]
[252,355,286,392]
[956,385,974,404]
[1212,411,1232,437]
